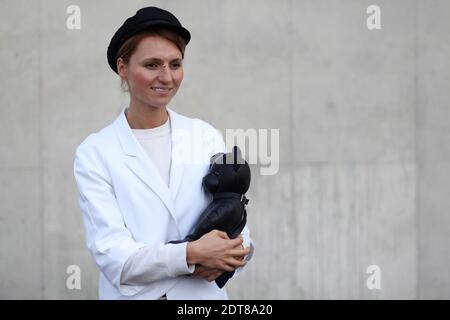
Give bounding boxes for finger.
[228,246,251,257]
[195,266,221,278]
[229,236,244,247]
[206,270,220,281]
[195,269,209,277]
[194,271,207,278]
[219,263,235,272]
[194,266,213,277]
[207,273,222,282]
[230,242,245,250]
[207,271,224,282]
[198,272,212,279]
[193,265,206,275]
[216,230,230,239]
[236,254,245,261]
[210,229,229,239]
[196,270,216,278]
[225,257,247,268]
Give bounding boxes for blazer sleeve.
[73,138,192,296]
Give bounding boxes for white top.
[131,116,172,186]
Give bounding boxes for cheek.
[131,69,154,88]
[173,70,184,86]
[136,71,153,86]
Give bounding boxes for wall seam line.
[38,0,45,299]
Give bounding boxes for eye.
[145,63,159,69]
[170,63,182,70]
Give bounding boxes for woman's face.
[118,35,184,109]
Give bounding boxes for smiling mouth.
[151,87,172,93]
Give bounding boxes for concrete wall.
[0,0,449,299]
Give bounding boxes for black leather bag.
[169,146,251,288]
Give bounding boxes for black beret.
[107,6,191,74]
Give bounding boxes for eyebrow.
[141,57,182,64]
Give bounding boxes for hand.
[232,235,246,261]
[193,265,225,282]
[187,230,251,272]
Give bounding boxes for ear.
[210,152,225,165]
[202,172,219,193]
[117,57,127,79]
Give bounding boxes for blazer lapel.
[113,108,179,231]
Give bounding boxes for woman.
[73,6,254,300]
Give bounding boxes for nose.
[157,65,172,83]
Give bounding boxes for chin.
[143,95,169,106]
[148,100,171,109]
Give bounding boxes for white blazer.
[73,108,253,300]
